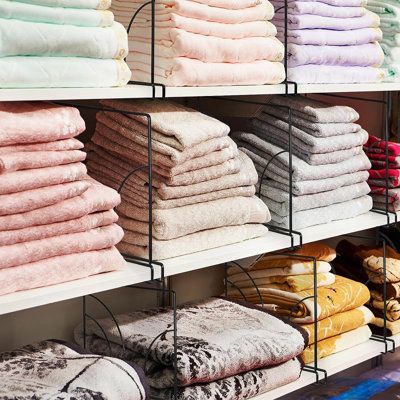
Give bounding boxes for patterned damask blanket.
[75,298,307,400]
[0,340,149,400]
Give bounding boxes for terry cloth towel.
[336,239,400,284]
[0,179,121,231]
[0,340,148,399]
[287,65,385,83]
[0,138,84,153]
[261,181,371,217]
[130,56,286,86]
[364,134,400,155]
[118,196,271,240]
[75,298,307,389]
[229,272,336,292]
[370,187,400,211]
[0,19,128,59]
[279,0,367,7]
[119,224,269,260]
[371,316,400,336]
[0,0,114,26]
[13,0,111,8]
[0,247,126,296]
[268,195,373,230]
[370,291,400,322]
[373,281,400,300]
[301,325,372,364]
[0,162,87,195]
[366,152,400,169]
[0,57,131,88]
[287,42,384,68]
[227,275,370,323]
[0,224,124,269]
[131,30,284,63]
[0,102,85,146]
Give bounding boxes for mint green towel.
[11,0,111,9]
[0,18,128,58]
[0,0,114,26]
[0,57,131,88]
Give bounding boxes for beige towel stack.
[86,99,271,260]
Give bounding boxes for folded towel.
[288,42,384,68]
[370,291,400,322]
[0,0,114,26]
[0,57,131,88]
[0,162,87,195]
[371,315,400,336]
[0,19,128,59]
[0,247,126,296]
[288,65,385,83]
[14,0,112,9]
[371,187,400,211]
[365,134,400,155]
[114,0,261,10]
[274,0,366,16]
[373,281,400,299]
[0,340,148,400]
[366,152,400,169]
[381,43,400,64]
[368,169,400,188]
[0,179,121,231]
[278,0,367,6]
[75,298,307,388]
[0,138,84,153]
[0,210,117,246]
[119,224,268,259]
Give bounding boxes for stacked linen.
[0,340,149,399]
[0,0,131,88]
[365,135,400,211]
[75,298,308,399]
[85,99,271,260]
[335,239,400,337]
[271,0,385,83]
[227,242,374,364]
[111,0,285,86]
[232,95,373,230]
[0,102,126,296]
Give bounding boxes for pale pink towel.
[0,247,126,296]
[0,138,84,154]
[0,162,87,195]
[0,180,90,216]
[0,224,124,269]
[0,179,121,231]
[0,150,86,173]
[0,210,118,246]
[0,102,85,146]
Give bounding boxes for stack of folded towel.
[0,0,131,88]
[0,102,126,296]
[335,239,400,337]
[111,0,285,86]
[75,297,308,399]
[270,0,385,83]
[227,242,374,364]
[367,1,400,81]
[365,135,400,211]
[232,95,373,230]
[86,100,271,260]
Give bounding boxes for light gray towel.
[270,195,373,229]
[261,181,371,216]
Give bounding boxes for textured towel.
[0,57,131,88]
[119,224,268,259]
[370,291,400,322]
[274,0,366,16]
[367,152,400,169]
[365,134,400,155]
[368,170,400,188]
[280,0,367,5]
[13,0,112,9]
[0,138,84,154]
[371,316,400,336]
[0,340,148,400]
[0,247,126,296]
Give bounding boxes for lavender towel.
[276,0,367,6]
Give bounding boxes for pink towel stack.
[0,102,126,297]
[112,0,286,86]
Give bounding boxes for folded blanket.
[278,0,367,6]
[369,169,400,188]
[0,180,90,216]
[0,247,126,296]
[365,134,400,155]
[118,195,270,240]
[129,55,286,86]
[0,138,84,153]
[119,223,268,259]
[372,189,400,211]
[0,179,121,231]
[384,63,400,82]
[288,42,384,68]
[228,275,370,323]
[274,0,366,16]
[0,162,87,195]
[0,224,124,269]
[284,27,383,46]
[0,340,147,400]
[269,195,373,229]
[370,291,400,322]
[302,325,372,364]
[0,0,114,26]
[14,0,111,8]
[229,272,336,292]
[131,30,284,63]
[288,65,385,83]
[76,298,307,389]
[366,152,400,169]
[261,181,371,217]
[0,57,131,88]
[371,315,400,336]
[381,43,400,64]
[373,281,400,299]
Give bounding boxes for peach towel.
[0,138,84,154]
